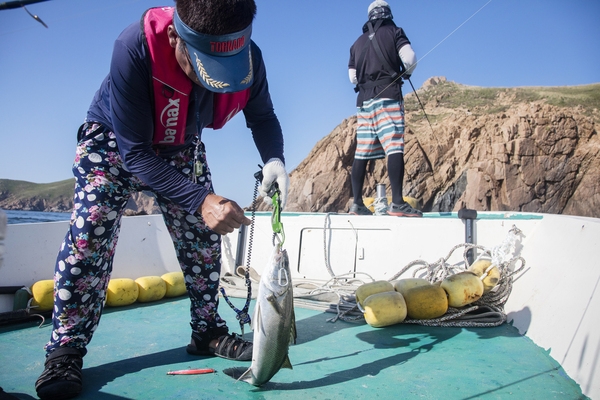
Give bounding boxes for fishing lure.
[166,368,216,375]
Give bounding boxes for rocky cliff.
[277,78,600,218]
[3,79,599,219]
[0,179,159,215]
[0,179,74,212]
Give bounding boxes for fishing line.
[373,0,494,100]
[417,0,493,70]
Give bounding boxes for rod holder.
[458,209,478,265]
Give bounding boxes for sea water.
[2,209,71,225]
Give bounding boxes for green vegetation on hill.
[404,81,600,120]
[0,179,74,211]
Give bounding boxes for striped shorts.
[355,98,405,160]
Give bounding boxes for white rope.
[310,222,526,326]
[225,215,525,328]
[372,197,388,215]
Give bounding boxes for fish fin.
[253,303,262,332]
[223,367,250,382]
[281,354,293,370]
[289,307,297,345]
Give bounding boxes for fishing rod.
[0,0,49,9]
[406,76,434,135]
[0,0,50,27]
[372,0,494,134]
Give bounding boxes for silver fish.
[226,243,296,386]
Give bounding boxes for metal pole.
[458,209,477,265]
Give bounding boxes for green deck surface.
[0,297,586,399]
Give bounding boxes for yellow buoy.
[403,196,419,210]
[363,291,407,328]
[468,259,501,293]
[393,278,431,297]
[161,271,187,298]
[135,276,167,303]
[441,271,484,307]
[30,280,54,312]
[355,280,394,306]
[106,278,139,307]
[363,196,420,212]
[403,285,448,319]
[363,197,376,211]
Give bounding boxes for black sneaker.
[349,204,373,215]
[387,202,423,217]
[35,348,83,400]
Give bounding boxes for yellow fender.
[356,280,394,307]
[404,285,448,319]
[30,279,54,312]
[441,271,484,307]
[106,278,139,307]
[393,278,431,297]
[469,259,501,293]
[161,271,187,298]
[135,276,167,303]
[363,291,407,327]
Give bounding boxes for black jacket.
[349,19,411,106]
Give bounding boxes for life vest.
[143,7,250,146]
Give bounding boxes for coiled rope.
[302,217,526,328]
[220,212,526,329]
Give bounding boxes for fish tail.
[238,367,254,383]
[223,367,253,383]
[281,354,293,370]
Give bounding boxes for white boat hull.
[1,211,598,398]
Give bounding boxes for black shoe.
[35,348,83,400]
[349,203,373,215]
[187,333,253,361]
[387,202,423,217]
[0,387,19,400]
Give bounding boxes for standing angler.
[348,0,422,217]
[34,1,289,399]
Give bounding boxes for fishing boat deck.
[0,296,587,400]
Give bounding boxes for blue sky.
[1,0,599,207]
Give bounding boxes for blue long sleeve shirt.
[86,20,284,213]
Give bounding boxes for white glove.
[259,158,289,209]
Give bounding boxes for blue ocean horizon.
[2,209,71,225]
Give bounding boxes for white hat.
[368,0,390,15]
[368,1,392,20]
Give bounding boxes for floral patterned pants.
[45,123,228,356]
